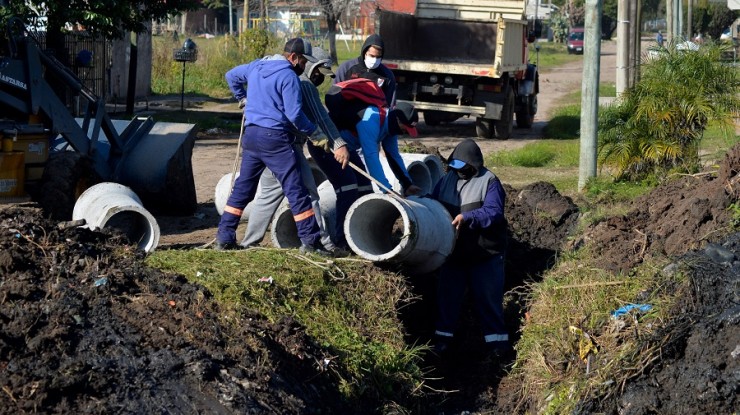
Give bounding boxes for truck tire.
[494,89,515,140]
[475,118,495,139]
[36,152,100,221]
[516,95,537,128]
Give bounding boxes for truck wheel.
[516,95,537,128]
[423,111,443,126]
[36,152,100,221]
[424,111,460,126]
[475,118,495,139]
[494,90,515,140]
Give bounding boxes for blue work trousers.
[306,141,372,248]
[435,254,509,347]
[217,126,320,246]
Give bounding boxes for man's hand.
[311,130,332,153]
[451,214,465,231]
[238,98,246,109]
[404,184,423,197]
[333,145,350,169]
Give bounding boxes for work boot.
[299,242,332,257]
[327,245,351,258]
[214,241,240,251]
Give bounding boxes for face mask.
[310,73,325,86]
[456,166,475,180]
[292,62,304,76]
[364,55,381,70]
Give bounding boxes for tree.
[598,43,740,181]
[0,1,199,40]
[315,0,354,64]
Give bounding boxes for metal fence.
[34,32,112,106]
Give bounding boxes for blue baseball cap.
[448,159,466,169]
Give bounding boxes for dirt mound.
[614,235,739,414]
[0,208,349,414]
[573,146,740,273]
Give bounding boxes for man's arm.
[299,81,347,151]
[282,75,316,136]
[225,62,255,101]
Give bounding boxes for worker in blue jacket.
[431,139,509,357]
[215,38,329,255]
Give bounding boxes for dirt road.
[156,39,620,247]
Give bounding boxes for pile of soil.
[1,144,738,413]
[0,209,349,414]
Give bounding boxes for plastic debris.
[569,326,599,361]
[611,303,652,318]
[94,277,108,287]
[258,277,274,284]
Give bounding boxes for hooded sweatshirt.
[433,139,508,261]
[225,54,315,136]
[334,34,397,106]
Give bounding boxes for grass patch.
[529,41,581,68]
[145,248,427,406]
[510,254,689,414]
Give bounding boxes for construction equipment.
[0,17,197,219]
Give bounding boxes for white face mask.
[364,55,381,70]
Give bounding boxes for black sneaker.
[299,243,332,257]
[214,241,240,251]
[328,246,351,258]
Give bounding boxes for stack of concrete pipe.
[214,153,454,272]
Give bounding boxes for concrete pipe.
[214,173,270,220]
[270,180,337,248]
[378,156,433,195]
[402,153,445,187]
[72,182,160,253]
[344,193,455,274]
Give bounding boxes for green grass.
[529,41,581,68]
[146,248,426,405]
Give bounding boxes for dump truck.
[0,17,197,220]
[376,0,539,139]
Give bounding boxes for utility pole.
[579,0,602,191]
[229,0,233,35]
[616,0,629,96]
[666,0,673,43]
[687,0,693,42]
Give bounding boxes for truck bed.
[378,10,497,64]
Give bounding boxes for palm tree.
[599,40,739,180]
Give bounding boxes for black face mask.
[310,73,325,86]
[456,165,476,180]
[292,62,304,76]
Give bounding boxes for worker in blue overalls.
[215,38,329,255]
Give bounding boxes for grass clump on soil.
[510,253,688,414]
[146,248,428,409]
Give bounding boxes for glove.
[311,129,332,153]
[238,98,246,109]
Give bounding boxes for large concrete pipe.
[214,173,270,220]
[72,182,160,253]
[344,193,455,274]
[402,153,445,187]
[270,181,337,248]
[378,156,433,195]
[215,162,328,219]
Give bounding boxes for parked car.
[567,27,584,54]
[720,27,732,41]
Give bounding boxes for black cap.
[284,38,318,62]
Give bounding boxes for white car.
[720,28,732,41]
